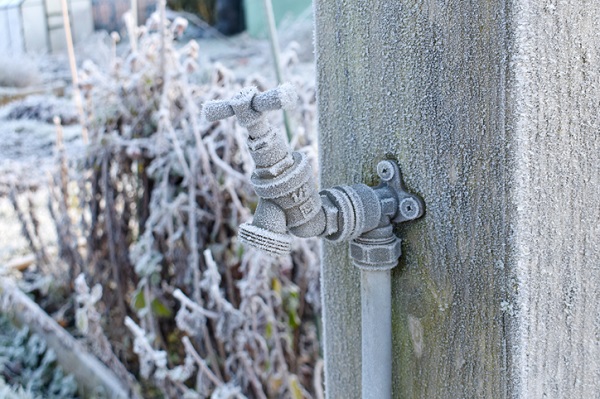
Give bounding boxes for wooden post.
[314,1,600,398]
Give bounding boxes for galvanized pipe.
[361,270,392,399]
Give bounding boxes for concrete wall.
[314,0,600,398]
[511,1,600,396]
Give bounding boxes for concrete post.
[314,1,600,398]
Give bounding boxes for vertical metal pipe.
[361,270,392,399]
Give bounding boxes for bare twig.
[59,0,88,144]
[8,188,49,266]
[262,0,293,141]
[101,154,126,313]
[182,336,223,387]
[313,359,324,399]
[2,254,35,272]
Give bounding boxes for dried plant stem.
[128,0,138,52]
[2,254,35,271]
[201,322,225,382]
[75,276,143,398]
[186,154,202,302]
[240,353,268,399]
[262,0,293,142]
[27,196,48,260]
[51,121,86,276]
[206,138,250,184]
[142,282,159,343]
[262,0,283,86]
[53,118,69,201]
[182,336,223,387]
[173,289,219,319]
[181,97,223,239]
[101,154,126,313]
[265,294,290,373]
[313,359,324,399]
[158,0,166,83]
[59,0,88,144]
[130,0,137,29]
[77,173,91,258]
[9,189,49,266]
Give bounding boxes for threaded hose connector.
[238,223,292,256]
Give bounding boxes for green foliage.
[0,316,79,399]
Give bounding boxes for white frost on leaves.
[74,274,102,334]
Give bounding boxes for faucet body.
[203,84,424,269]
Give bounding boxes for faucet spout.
[238,199,292,255]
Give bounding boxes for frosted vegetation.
[0,316,78,399]
[2,13,321,399]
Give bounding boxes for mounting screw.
[377,160,395,182]
[399,197,420,220]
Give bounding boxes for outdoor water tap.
[203,85,424,267]
[204,84,324,254]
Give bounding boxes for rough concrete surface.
[314,0,599,398]
[512,1,600,397]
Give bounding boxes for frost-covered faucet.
[204,84,425,399]
[204,84,325,254]
[203,84,424,267]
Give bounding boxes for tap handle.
[202,100,235,122]
[203,83,298,122]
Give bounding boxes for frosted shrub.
[46,12,321,398]
[0,377,32,399]
[0,57,41,88]
[0,316,78,399]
